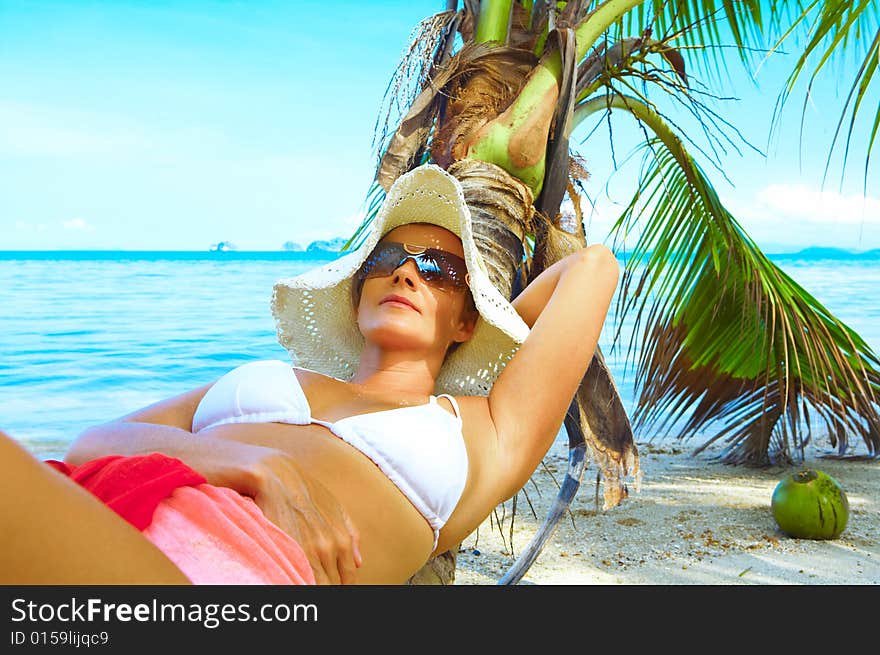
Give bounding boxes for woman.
[1,164,619,585]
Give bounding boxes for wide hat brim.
[271,163,530,397]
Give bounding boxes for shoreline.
[454,439,879,585]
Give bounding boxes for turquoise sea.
[2,251,878,461]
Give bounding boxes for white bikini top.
[191,359,468,549]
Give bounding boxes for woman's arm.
[67,385,272,507]
[488,244,620,499]
[65,383,362,584]
[65,383,212,466]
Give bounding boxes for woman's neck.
[349,346,442,398]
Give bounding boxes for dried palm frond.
[374,42,538,192]
[561,152,591,241]
[507,0,547,52]
[533,25,578,222]
[372,8,460,174]
[430,46,538,168]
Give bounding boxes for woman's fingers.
[318,512,361,585]
[338,554,358,585]
[288,508,340,585]
[327,517,359,585]
[252,453,363,585]
[342,509,362,569]
[276,500,353,585]
[253,496,330,584]
[302,476,362,584]
[316,534,342,585]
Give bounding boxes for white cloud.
[754,184,880,225]
[61,218,94,231]
[720,183,880,252]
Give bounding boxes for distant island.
[617,245,880,264]
[210,237,350,254]
[767,246,880,260]
[305,237,348,253]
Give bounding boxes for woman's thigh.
[0,430,190,585]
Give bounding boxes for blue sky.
[1,0,877,252]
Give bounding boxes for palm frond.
[604,125,880,463]
[767,0,880,186]
[617,0,766,81]
[341,181,386,253]
[574,52,765,186]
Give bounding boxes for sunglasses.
[358,241,471,291]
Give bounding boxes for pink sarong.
[143,483,316,585]
[47,454,315,585]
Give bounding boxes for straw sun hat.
[271,163,530,397]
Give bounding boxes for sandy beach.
[454,437,879,585]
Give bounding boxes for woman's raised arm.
[488,244,620,498]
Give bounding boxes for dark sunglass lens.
[431,251,467,288]
[362,243,403,279]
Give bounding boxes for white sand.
[454,438,879,585]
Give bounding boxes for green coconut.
[771,469,849,540]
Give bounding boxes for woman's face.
[356,223,477,356]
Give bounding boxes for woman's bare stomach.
[198,421,435,584]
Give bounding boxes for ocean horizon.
[2,245,879,259]
[2,250,878,461]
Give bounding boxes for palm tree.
[347,0,880,583]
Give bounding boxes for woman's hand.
[247,450,362,585]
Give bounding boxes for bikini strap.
[434,393,461,420]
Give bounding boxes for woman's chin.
[359,324,432,352]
